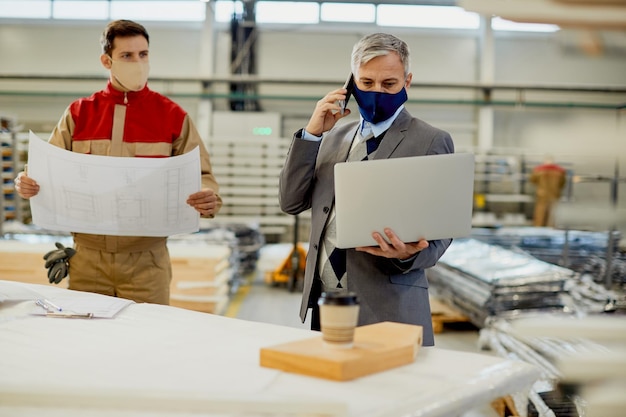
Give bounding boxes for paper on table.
[27,131,201,237]
[31,293,134,319]
[0,280,45,303]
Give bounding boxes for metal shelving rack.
[0,115,28,235]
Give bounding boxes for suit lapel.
[338,125,359,161]
[315,123,359,210]
[370,109,411,160]
[318,123,359,164]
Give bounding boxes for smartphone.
[339,73,354,115]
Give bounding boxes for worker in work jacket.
[530,158,566,227]
[14,19,221,304]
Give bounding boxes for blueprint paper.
[27,131,201,237]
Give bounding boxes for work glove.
[43,242,76,284]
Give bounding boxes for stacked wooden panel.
[168,242,233,315]
[0,239,234,316]
[0,240,69,287]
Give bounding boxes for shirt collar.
[104,80,149,102]
[360,105,404,138]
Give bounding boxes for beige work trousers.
[533,198,558,227]
[68,243,172,305]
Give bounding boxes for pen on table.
[36,299,63,312]
[44,299,63,311]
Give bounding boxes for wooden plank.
[430,297,471,333]
[491,395,521,417]
[169,294,229,315]
[170,258,230,288]
[170,257,228,274]
[260,322,422,381]
[170,280,230,297]
[169,247,231,314]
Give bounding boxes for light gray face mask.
[109,57,150,92]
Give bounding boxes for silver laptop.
[334,152,475,249]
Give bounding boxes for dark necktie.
[366,135,383,156]
[319,132,384,290]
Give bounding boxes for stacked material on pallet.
[479,314,626,417]
[429,239,624,328]
[190,222,265,294]
[1,229,238,315]
[168,228,239,277]
[167,230,238,315]
[478,315,587,417]
[168,242,233,315]
[202,223,265,276]
[470,227,624,287]
[471,227,620,258]
[427,238,576,328]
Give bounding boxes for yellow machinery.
[265,243,307,292]
[265,215,307,292]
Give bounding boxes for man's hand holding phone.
[304,73,354,136]
[339,73,354,115]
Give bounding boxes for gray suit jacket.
[278,109,454,346]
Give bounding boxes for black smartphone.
[340,73,354,115]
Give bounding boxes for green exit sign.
[252,127,273,136]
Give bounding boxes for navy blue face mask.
[352,84,408,124]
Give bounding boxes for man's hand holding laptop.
[355,228,429,260]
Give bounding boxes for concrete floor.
[225,243,482,354]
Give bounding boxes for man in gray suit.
[278,33,454,346]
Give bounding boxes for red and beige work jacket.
[48,81,221,253]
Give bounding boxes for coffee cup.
[318,291,360,349]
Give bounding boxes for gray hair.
[350,33,410,78]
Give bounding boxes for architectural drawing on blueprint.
[27,132,201,237]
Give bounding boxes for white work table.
[0,280,540,417]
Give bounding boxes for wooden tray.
[260,321,422,381]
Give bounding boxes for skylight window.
[0,0,562,33]
[109,1,205,22]
[321,2,375,23]
[53,1,109,20]
[377,5,480,29]
[255,1,319,24]
[0,1,51,18]
[214,1,245,22]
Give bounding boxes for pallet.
[491,395,521,417]
[429,297,471,333]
